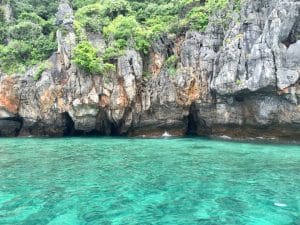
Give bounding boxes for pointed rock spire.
[56,0,76,69]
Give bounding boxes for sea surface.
[0,137,299,225]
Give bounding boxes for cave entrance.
[62,112,75,136]
[186,103,212,136]
[110,123,120,136]
[186,103,198,135]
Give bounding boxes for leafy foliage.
[0,6,5,23]
[34,62,48,81]
[0,25,6,44]
[73,41,115,75]
[102,0,131,20]
[73,41,102,75]
[0,36,56,74]
[102,15,150,55]
[10,0,59,20]
[103,15,137,41]
[71,0,98,10]
[9,21,42,40]
[75,3,106,33]
[166,55,178,76]
[186,7,209,31]
[74,0,131,33]
[0,0,58,74]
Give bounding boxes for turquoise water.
[0,137,299,225]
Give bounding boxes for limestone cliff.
[0,0,299,139]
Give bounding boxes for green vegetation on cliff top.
[0,0,58,74]
[0,0,241,75]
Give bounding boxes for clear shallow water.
[0,137,299,225]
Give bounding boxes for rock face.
[0,0,299,139]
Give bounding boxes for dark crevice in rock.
[62,112,75,136]
[245,60,249,80]
[282,32,298,48]
[0,117,21,123]
[282,17,300,48]
[17,116,24,135]
[186,104,198,135]
[271,50,278,90]
[72,130,99,136]
[235,95,245,102]
[186,103,211,136]
[0,117,23,137]
[129,58,134,71]
[166,46,174,58]
[110,122,122,136]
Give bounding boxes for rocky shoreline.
[0,0,299,140]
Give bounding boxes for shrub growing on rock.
[9,21,42,40]
[73,41,102,75]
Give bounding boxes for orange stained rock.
[0,77,19,114]
[177,78,200,106]
[150,53,164,76]
[116,84,129,108]
[40,88,57,113]
[99,94,110,108]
